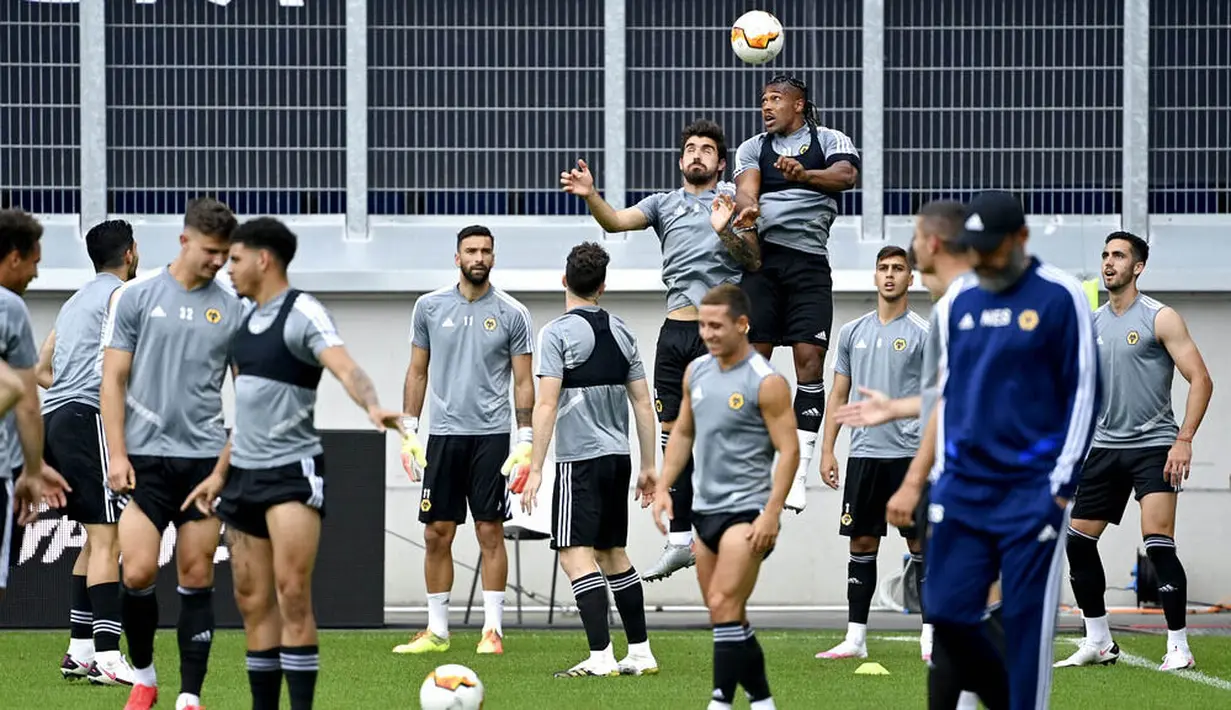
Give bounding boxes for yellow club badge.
[483,317,497,331]
[728,392,744,410]
[420,499,432,513]
[205,308,222,324]
[1017,309,1039,332]
[1127,330,1139,345]
[841,512,853,526]
[892,338,907,351]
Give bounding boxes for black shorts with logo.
[693,509,776,560]
[840,456,918,539]
[740,242,834,348]
[216,454,326,539]
[128,455,216,532]
[1072,446,1177,525]
[43,402,125,525]
[419,434,512,525]
[551,454,631,551]
[653,319,709,424]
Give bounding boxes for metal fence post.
[861,0,885,241]
[1122,0,1150,236]
[603,0,627,211]
[345,0,369,241]
[79,0,107,229]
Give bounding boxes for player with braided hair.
[731,74,860,514]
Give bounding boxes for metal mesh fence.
[367,0,605,215]
[884,0,1124,215]
[1149,0,1230,214]
[105,0,346,215]
[0,0,81,214]
[626,0,863,216]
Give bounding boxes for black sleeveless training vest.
[757,123,831,197]
[560,308,630,389]
[230,289,324,390]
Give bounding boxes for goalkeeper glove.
[503,427,533,494]
[400,417,427,482]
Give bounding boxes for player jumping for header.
[395,225,536,656]
[1055,231,1212,672]
[561,119,759,582]
[653,283,799,710]
[732,74,860,513]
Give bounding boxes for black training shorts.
[1072,446,1178,525]
[44,403,125,525]
[653,319,708,424]
[840,456,918,539]
[693,509,776,560]
[128,455,216,532]
[216,454,326,539]
[740,242,834,348]
[551,454,632,551]
[418,434,513,525]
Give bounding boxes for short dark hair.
[85,219,135,271]
[917,199,967,253]
[0,208,43,260]
[184,197,237,240]
[230,217,298,269]
[565,241,609,298]
[1105,231,1149,264]
[876,245,909,265]
[457,224,494,248]
[701,283,751,322]
[680,119,728,159]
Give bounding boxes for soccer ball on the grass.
[730,10,785,65]
[419,663,485,710]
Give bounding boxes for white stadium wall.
[24,282,1231,610]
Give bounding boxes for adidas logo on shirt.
[150,305,166,318]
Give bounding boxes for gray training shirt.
[410,284,534,436]
[834,309,930,458]
[231,290,343,469]
[103,267,245,458]
[43,272,124,414]
[1092,294,1179,449]
[689,351,780,514]
[632,183,744,312]
[0,287,37,476]
[535,306,646,462]
[733,124,860,257]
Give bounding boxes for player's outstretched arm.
[835,389,922,428]
[561,158,650,233]
[35,328,55,390]
[760,374,801,515]
[710,193,762,271]
[1156,307,1214,483]
[318,347,404,433]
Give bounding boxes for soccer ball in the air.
[730,10,785,65]
[419,664,485,710]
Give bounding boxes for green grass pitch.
[2,629,1230,708]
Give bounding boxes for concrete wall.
[24,286,1230,610]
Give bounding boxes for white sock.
[1167,628,1189,650]
[426,592,450,638]
[590,642,615,663]
[750,697,777,710]
[847,622,868,646]
[796,430,818,476]
[1083,613,1111,644]
[956,691,979,710]
[133,664,157,688]
[706,702,734,710]
[668,531,693,547]
[68,638,94,659]
[920,623,934,645]
[482,590,505,635]
[627,640,652,657]
[175,693,201,710]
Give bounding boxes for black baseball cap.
[958,191,1027,253]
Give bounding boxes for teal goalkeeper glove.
[503,427,533,494]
